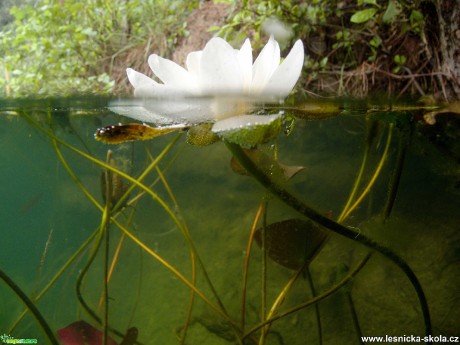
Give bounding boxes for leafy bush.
[212,0,429,96]
[0,0,198,97]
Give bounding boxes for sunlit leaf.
[350,8,378,24]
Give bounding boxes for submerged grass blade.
[243,253,372,339]
[340,124,394,221]
[241,203,264,330]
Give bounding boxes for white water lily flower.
[110,35,304,135]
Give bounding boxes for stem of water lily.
[0,268,59,345]
[225,142,432,340]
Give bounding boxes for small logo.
[0,333,38,344]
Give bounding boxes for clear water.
[0,97,458,344]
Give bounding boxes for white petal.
[212,114,281,133]
[199,37,244,94]
[148,54,196,92]
[261,39,304,98]
[251,36,281,93]
[237,39,253,92]
[186,50,202,86]
[126,68,157,89]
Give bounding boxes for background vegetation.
[0,0,458,99]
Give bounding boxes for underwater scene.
[0,97,459,344]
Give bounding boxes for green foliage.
[212,0,427,91]
[210,0,316,47]
[0,0,198,97]
[393,54,407,73]
[350,8,378,24]
[0,0,432,97]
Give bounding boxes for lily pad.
[186,123,219,146]
[255,218,329,270]
[211,114,282,148]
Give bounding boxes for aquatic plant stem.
[259,264,304,344]
[383,127,411,221]
[340,124,394,221]
[241,203,264,330]
[306,267,323,345]
[112,217,234,325]
[9,228,98,333]
[243,253,372,339]
[151,160,197,344]
[347,289,364,344]
[102,150,113,345]
[225,142,432,339]
[36,109,231,335]
[0,267,59,345]
[260,201,268,345]
[337,131,371,223]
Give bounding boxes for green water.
[0,97,458,344]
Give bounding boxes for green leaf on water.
[212,114,282,148]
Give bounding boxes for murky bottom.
[0,97,458,344]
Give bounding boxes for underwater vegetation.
[0,95,459,345]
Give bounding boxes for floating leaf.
[350,8,378,24]
[212,114,282,148]
[255,218,329,270]
[186,123,219,146]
